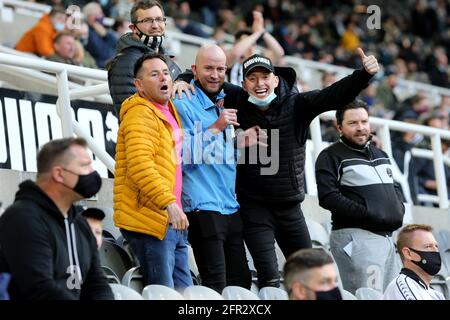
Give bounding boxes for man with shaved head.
[383,224,444,300]
[172,44,264,292]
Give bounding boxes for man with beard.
[315,100,405,294]
[108,0,189,117]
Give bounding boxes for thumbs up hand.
[357,47,380,75]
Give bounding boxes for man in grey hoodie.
[108,0,183,116]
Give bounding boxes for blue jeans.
[121,227,193,289]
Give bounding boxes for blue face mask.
[53,22,65,31]
[248,91,277,109]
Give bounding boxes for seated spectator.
[73,40,98,69]
[437,95,450,129]
[112,18,131,40]
[428,47,450,88]
[0,137,113,300]
[81,208,105,250]
[72,22,98,69]
[340,17,361,52]
[395,94,431,121]
[173,1,209,39]
[15,6,67,57]
[391,116,423,205]
[283,248,342,300]
[414,111,450,203]
[384,224,445,300]
[46,31,78,65]
[83,2,117,69]
[375,66,399,117]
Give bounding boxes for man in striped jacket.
[315,99,405,294]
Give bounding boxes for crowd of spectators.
[12,0,450,205]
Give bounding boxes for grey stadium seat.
[109,283,143,300]
[142,284,185,300]
[183,285,224,300]
[222,286,260,300]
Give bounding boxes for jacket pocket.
[364,189,405,231]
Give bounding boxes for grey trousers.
[330,228,401,294]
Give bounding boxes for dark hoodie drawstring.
[64,218,82,286]
[70,223,83,284]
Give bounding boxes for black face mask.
[409,247,442,276]
[135,25,164,50]
[315,286,343,300]
[63,168,102,199]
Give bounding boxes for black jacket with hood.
[107,33,182,117]
[315,136,405,233]
[0,180,113,300]
[235,67,374,204]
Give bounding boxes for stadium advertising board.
[0,88,117,177]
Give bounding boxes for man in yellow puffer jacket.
[113,53,192,289]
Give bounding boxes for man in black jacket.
[235,50,379,288]
[0,137,113,300]
[108,0,184,116]
[315,100,405,294]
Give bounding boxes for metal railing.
[311,112,450,209]
[1,25,450,207]
[0,52,115,175]
[0,0,50,13]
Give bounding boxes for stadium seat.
[275,242,286,272]
[250,282,259,295]
[109,283,144,300]
[99,240,133,281]
[101,265,120,284]
[355,287,383,300]
[222,286,260,300]
[142,284,185,300]
[438,229,450,277]
[187,245,199,279]
[121,266,144,293]
[116,235,140,267]
[258,287,288,300]
[305,217,330,249]
[341,289,357,300]
[183,285,224,300]
[102,229,117,243]
[244,242,256,272]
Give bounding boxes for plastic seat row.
[109,284,289,300]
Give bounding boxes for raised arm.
[294,47,380,121]
[227,11,284,67]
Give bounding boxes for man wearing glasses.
[108,0,183,117]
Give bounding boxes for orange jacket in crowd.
[15,13,56,57]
